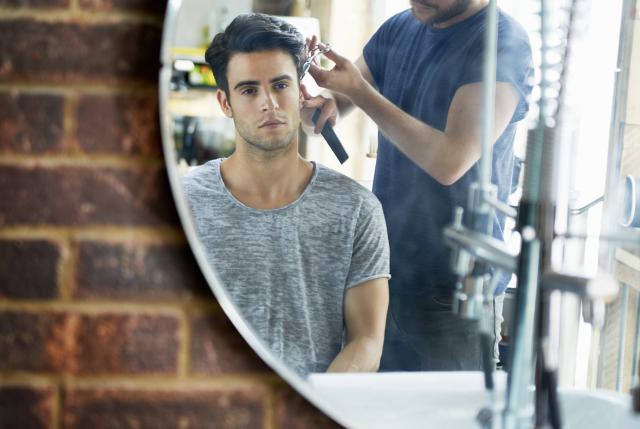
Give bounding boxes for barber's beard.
[411,0,472,25]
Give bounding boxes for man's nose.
[261,89,279,111]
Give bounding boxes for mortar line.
[0,84,157,95]
[55,374,280,389]
[63,93,80,154]
[0,8,163,24]
[57,232,75,302]
[265,387,276,429]
[0,301,218,314]
[0,372,280,387]
[0,227,185,243]
[69,0,79,13]
[0,155,165,168]
[177,308,190,379]
[51,372,62,429]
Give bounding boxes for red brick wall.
[0,2,340,427]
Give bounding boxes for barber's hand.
[307,43,367,100]
[300,83,338,135]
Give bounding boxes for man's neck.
[220,144,314,210]
[432,0,488,29]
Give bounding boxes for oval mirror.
[159,0,640,428]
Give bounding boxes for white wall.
[174,0,253,48]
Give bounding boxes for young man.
[305,0,533,370]
[183,14,390,375]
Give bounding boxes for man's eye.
[241,87,256,95]
[274,82,289,90]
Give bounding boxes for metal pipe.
[443,225,517,273]
[479,0,498,188]
[569,195,604,216]
[557,229,640,247]
[502,0,551,424]
[503,226,540,429]
[485,194,518,218]
[522,0,547,205]
[633,290,640,413]
[616,284,629,392]
[632,290,640,385]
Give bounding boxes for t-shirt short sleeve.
[363,12,407,90]
[459,22,533,123]
[345,197,391,289]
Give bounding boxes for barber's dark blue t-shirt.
[363,8,532,300]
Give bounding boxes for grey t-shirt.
[183,159,390,374]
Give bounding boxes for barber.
[303,0,532,370]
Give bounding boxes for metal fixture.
[444,0,638,427]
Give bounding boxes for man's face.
[409,0,472,25]
[217,50,302,155]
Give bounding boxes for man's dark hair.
[205,13,306,95]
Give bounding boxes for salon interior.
[160,0,640,427]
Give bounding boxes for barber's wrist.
[347,77,375,106]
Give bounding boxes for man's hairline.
[219,48,303,94]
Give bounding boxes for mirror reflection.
[162,0,640,424]
[169,0,534,376]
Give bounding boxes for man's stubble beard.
[233,117,299,158]
[412,0,472,25]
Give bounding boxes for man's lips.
[259,119,286,128]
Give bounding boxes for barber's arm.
[300,56,371,135]
[327,277,388,373]
[307,46,520,186]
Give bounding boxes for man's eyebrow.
[232,75,294,90]
[270,74,294,83]
[233,80,259,90]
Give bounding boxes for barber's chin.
[410,3,437,23]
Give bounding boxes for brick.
[0,385,55,429]
[0,310,179,374]
[0,20,161,84]
[75,241,208,300]
[79,0,166,15]
[0,311,69,372]
[76,93,162,157]
[63,387,266,429]
[0,165,179,226]
[0,92,65,154]
[274,385,343,429]
[0,0,69,7]
[74,312,179,374]
[190,312,271,374]
[0,239,60,299]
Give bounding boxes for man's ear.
[216,89,233,118]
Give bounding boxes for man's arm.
[327,277,389,373]
[308,48,520,185]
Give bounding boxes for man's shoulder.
[182,159,222,199]
[313,164,382,210]
[497,9,530,43]
[183,159,216,185]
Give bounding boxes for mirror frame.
[158,0,354,426]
